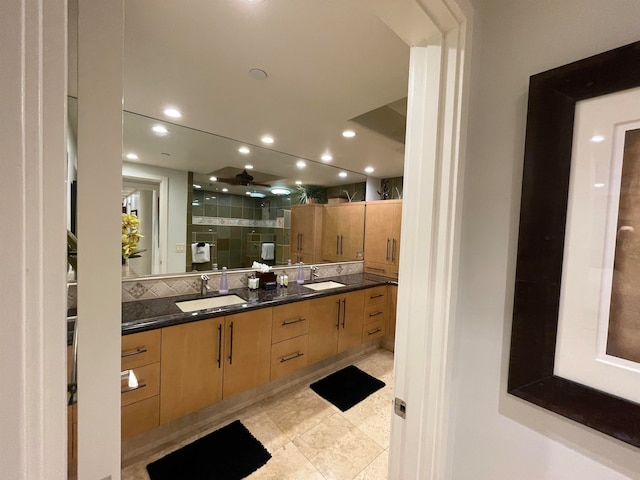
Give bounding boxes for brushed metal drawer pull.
[367,328,382,336]
[121,383,147,394]
[368,311,384,317]
[282,317,306,326]
[121,347,147,358]
[370,294,385,299]
[366,267,385,272]
[280,352,304,363]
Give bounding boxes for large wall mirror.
[67,0,409,278]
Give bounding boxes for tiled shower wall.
[66,261,364,306]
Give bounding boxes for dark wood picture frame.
[508,41,640,448]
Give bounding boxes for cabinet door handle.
[368,311,384,317]
[340,235,344,255]
[121,347,147,358]
[367,328,382,336]
[370,294,384,299]
[282,317,306,326]
[336,235,340,254]
[392,238,397,262]
[228,321,234,365]
[336,300,341,329]
[341,298,346,328]
[300,233,303,251]
[386,238,390,261]
[217,323,222,368]
[280,352,304,363]
[366,266,385,273]
[121,383,147,394]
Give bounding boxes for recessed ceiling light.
[209,176,218,182]
[249,192,266,198]
[222,188,229,192]
[245,164,254,170]
[321,153,333,162]
[163,108,182,118]
[152,125,168,135]
[342,130,356,138]
[248,68,268,80]
[193,184,201,189]
[338,172,348,178]
[246,191,251,195]
[364,166,374,173]
[238,146,250,154]
[191,201,199,206]
[270,187,291,195]
[295,180,302,185]
[261,135,274,144]
[296,160,306,168]
[594,183,606,188]
[125,153,139,160]
[591,135,605,142]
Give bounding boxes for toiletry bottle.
[283,272,289,287]
[219,267,229,294]
[297,262,304,284]
[287,259,292,266]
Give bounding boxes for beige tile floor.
[122,348,394,480]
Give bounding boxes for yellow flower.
[122,212,144,259]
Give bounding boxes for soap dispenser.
[297,262,305,284]
[219,267,229,294]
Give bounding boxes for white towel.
[191,243,210,263]
[261,242,275,261]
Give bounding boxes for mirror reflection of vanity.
[67,0,408,279]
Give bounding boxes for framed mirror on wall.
[508,41,640,448]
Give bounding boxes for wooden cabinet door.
[160,318,224,424]
[223,309,272,398]
[307,295,341,364]
[391,202,402,271]
[291,205,310,255]
[389,285,398,338]
[337,290,364,353]
[341,203,365,259]
[364,203,394,264]
[321,205,341,261]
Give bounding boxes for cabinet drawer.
[271,334,309,380]
[365,286,388,306]
[121,362,160,407]
[363,319,385,341]
[121,396,159,440]
[364,303,387,326]
[272,302,310,344]
[121,329,161,370]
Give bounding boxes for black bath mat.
[310,365,385,411]
[146,420,271,480]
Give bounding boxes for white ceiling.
[119,0,411,181]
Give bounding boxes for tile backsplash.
[66,261,364,307]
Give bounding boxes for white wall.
[452,0,640,478]
[122,161,188,273]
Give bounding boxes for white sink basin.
[303,281,346,291]
[176,295,246,312]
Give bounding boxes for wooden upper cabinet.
[222,309,273,399]
[160,318,224,424]
[364,200,402,278]
[290,204,323,264]
[321,203,365,262]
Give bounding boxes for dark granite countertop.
[67,273,397,344]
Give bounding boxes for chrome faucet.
[310,265,320,279]
[200,274,211,295]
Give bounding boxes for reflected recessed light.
[209,176,218,182]
[271,187,291,195]
[193,184,201,189]
[295,180,302,185]
[245,164,254,170]
[364,166,374,173]
[152,125,168,135]
[222,188,229,192]
[249,192,266,198]
[321,153,333,162]
[342,130,356,138]
[125,153,139,160]
[338,172,348,178]
[594,183,606,188]
[591,135,605,142]
[261,135,274,144]
[163,108,182,118]
[238,146,251,154]
[191,201,199,206]
[296,160,306,168]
